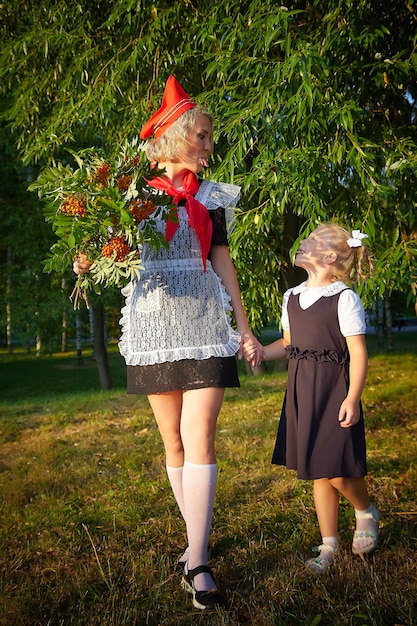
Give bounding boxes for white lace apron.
[118,181,241,366]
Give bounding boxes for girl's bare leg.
[329,476,370,510]
[330,477,379,553]
[313,478,339,538]
[306,478,339,572]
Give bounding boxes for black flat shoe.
[177,543,211,571]
[181,564,224,610]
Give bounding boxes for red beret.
[140,75,196,140]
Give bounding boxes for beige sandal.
[352,504,380,555]
[305,543,338,574]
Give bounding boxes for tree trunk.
[245,359,267,376]
[25,323,31,353]
[376,297,394,351]
[35,335,41,356]
[384,298,393,352]
[89,305,95,358]
[273,359,288,373]
[376,298,385,347]
[6,246,12,353]
[61,278,68,352]
[279,208,306,293]
[92,301,112,389]
[75,311,84,366]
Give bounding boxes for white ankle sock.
[355,503,379,533]
[322,536,338,550]
[320,536,339,564]
[355,504,379,530]
[183,461,217,592]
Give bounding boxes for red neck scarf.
[146,171,213,271]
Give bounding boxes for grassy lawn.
[0,332,416,625]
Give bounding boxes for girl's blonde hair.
[314,222,373,283]
[144,105,213,163]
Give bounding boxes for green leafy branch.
[29,138,174,307]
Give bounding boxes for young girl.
[246,223,380,573]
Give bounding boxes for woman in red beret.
[75,76,262,610]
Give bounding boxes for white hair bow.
[347,229,368,248]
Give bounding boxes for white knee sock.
[166,465,189,564]
[183,461,218,591]
[166,464,186,520]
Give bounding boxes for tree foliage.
[1,0,416,333]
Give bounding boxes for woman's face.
[177,114,213,174]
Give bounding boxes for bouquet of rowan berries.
[30,138,174,308]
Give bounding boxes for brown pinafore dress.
[271,290,367,480]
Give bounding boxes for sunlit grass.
[0,333,416,625]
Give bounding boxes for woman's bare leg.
[149,387,225,592]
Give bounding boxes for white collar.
[292,280,348,297]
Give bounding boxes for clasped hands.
[240,333,264,369]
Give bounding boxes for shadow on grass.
[0,345,127,402]
[1,331,415,401]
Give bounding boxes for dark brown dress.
[271,291,367,480]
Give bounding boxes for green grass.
[0,333,416,625]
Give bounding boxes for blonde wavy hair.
[144,106,214,163]
[314,222,373,283]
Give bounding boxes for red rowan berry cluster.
[130,198,157,222]
[116,175,133,192]
[101,236,131,262]
[97,163,111,186]
[60,196,87,217]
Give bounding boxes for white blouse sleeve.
[280,288,293,331]
[195,180,241,234]
[338,289,366,336]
